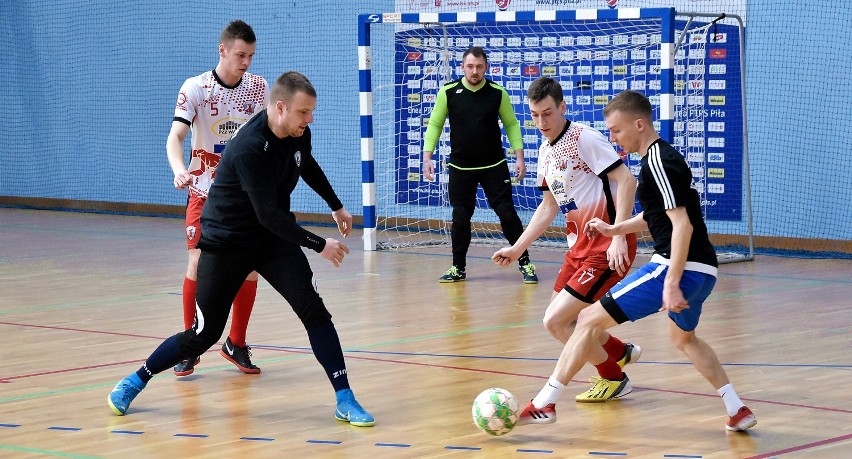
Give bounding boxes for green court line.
[0,273,845,405]
[0,444,104,459]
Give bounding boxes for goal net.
[358,8,752,262]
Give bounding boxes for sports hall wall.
[1,0,849,252]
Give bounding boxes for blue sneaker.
[335,389,375,427]
[108,373,146,416]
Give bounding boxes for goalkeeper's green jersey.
[423,78,523,169]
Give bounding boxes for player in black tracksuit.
[108,72,374,427]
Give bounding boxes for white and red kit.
[173,69,269,198]
[536,121,638,260]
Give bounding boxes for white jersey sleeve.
[576,127,621,176]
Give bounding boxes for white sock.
[717,383,745,417]
[532,376,565,408]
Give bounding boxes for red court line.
[3,335,850,457]
[0,321,164,340]
[744,433,852,458]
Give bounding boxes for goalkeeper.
[422,46,537,284]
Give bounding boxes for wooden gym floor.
[0,208,850,458]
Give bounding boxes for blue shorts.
[599,261,716,332]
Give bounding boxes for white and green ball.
[471,387,520,436]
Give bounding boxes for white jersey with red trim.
[536,121,629,259]
[173,70,269,198]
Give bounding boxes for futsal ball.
[471,387,520,436]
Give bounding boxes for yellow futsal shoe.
[575,375,633,403]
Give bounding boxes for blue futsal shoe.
[108,373,146,415]
[335,389,375,427]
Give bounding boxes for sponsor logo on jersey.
[294,151,302,167]
[176,92,188,110]
[211,118,242,137]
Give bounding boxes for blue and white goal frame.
[357,8,676,251]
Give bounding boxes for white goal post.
[357,8,753,262]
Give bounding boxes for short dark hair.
[462,46,488,65]
[604,90,653,121]
[527,77,564,104]
[220,20,256,45]
[270,71,317,104]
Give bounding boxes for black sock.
[136,334,185,382]
[307,321,350,392]
[518,253,531,266]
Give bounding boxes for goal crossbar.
[357,8,677,251]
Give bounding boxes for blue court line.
[664,455,703,458]
[517,448,553,453]
[306,439,342,444]
[174,433,208,438]
[589,453,627,456]
[240,436,274,441]
[0,423,21,428]
[47,426,81,431]
[375,443,411,448]
[445,445,482,450]
[110,430,143,435]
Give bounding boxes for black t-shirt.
[638,139,717,267]
[199,109,342,252]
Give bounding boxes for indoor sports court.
[1,1,850,458]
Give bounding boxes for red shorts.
[184,195,205,250]
[553,244,637,303]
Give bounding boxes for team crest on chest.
[294,151,302,167]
